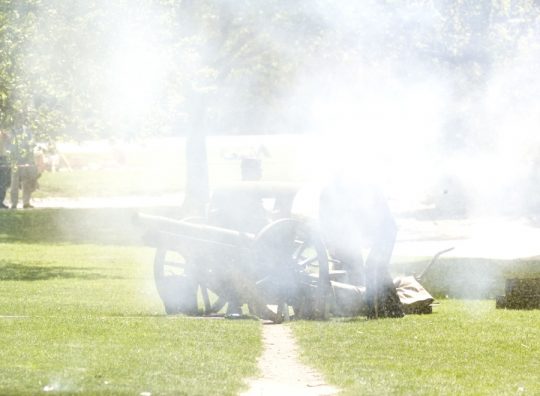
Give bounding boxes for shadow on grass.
[0,261,114,281]
[0,207,184,246]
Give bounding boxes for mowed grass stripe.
[0,243,261,395]
[292,300,540,395]
[0,316,261,395]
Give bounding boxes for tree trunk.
[182,100,209,216]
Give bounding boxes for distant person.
[10,127,39,209]
[209,158,267,233]
[34,145,47,175]
[318,174,404,318]
[47,142,61,172]
[240,157,262,181]
[0,130,11,209]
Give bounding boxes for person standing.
[240,157,263,181]
[0,130,11,209]
[318,174,404,319]
[10,127,39,209]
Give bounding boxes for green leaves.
[0,1,539,141]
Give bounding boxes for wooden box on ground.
[496,278,540,309]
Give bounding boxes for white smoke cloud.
[280,1,540,216]
[14,1,540,216]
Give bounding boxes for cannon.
[137,182,439,322]
[137,182,331,323]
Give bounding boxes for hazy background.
[2,0,540,217]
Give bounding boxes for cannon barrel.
[135,213,255,249]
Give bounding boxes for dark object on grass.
[496,278,540,310]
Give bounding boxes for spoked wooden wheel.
[252,218,331,321]
[153,247,199,315]
[154,247,226,315]
[290,222,332,319]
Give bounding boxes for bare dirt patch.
[241,323,340,396]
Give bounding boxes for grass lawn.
[292,300,540,395]
[0,209,261,395]
[0,207,178,245]
[392,256,540,300]
[34,136,302,198]
[35,169,185,198]
[4,143,540,395]
[35,156,299,198]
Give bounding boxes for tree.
[2,0,540,213]
[153,0,324,213]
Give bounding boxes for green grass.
[292,300,540,395]
[35,169,185,198]
[393,256,540,299]
[4,149,540,395]
[35,157,300,198]
[0,210,261,395]
[34,137,302,198]
[0,208,184,245]
[0,316,258,395]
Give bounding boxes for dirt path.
[241,323,340,396]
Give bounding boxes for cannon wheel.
[252,218,331,321]
[153,246,233,315]
[153,247,198,315]
[152,217,231,316]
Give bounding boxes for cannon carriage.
[138,182,336,323]
[137,182,435,322]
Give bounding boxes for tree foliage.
[1,0,539,140]
[1,1,540,211]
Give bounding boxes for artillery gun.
[137,182,436,322]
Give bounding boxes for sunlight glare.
[107,25,168,124]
